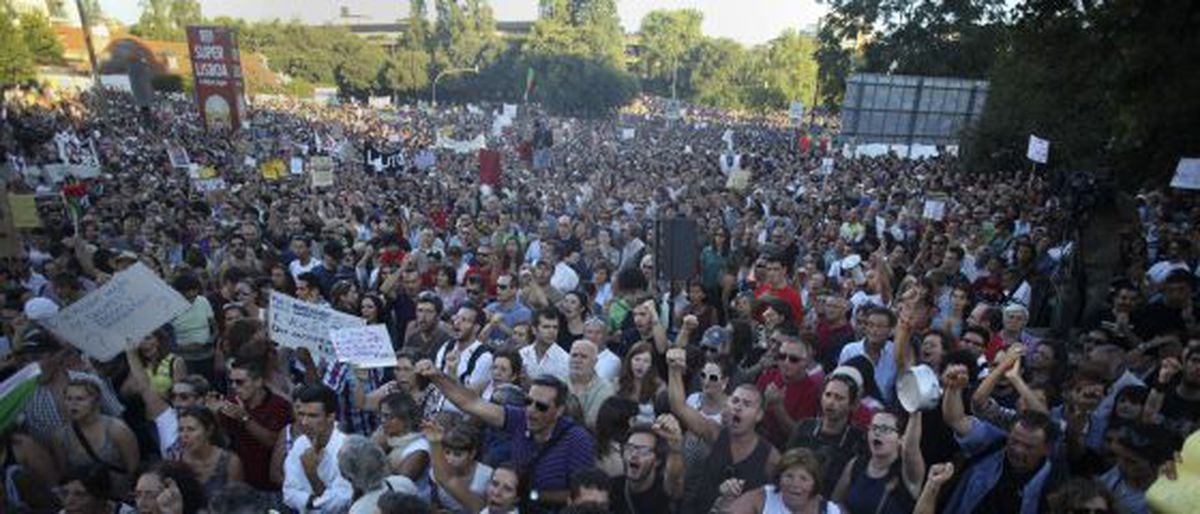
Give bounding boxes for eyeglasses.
[623,443,654,457]
[703,373,723,382]
[497,283,511,290]
[869,424,899,435]
[524,398,553,412]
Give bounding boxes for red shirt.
[757,366,824,448]
[222,391,291,491]
[755,283,805,325]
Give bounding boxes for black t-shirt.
[974,461,1035,514]
[787,418,865,497]
[1161,389,1200,438]
[610,472,672,514]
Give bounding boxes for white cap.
[23,297,60,321]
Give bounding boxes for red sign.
[186,26,245,131]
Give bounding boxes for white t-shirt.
[518,343,570,383]
[435,340,493,413]
[686,392,723,423]
[387,434,432,498]
[288,257,319,280]
[595,349,621,383]
[432,462,493,514]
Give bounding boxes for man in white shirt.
[583,317,621,382]
[519,308,570,383]
[434,304,494,414]
[283,384,353,513]
[288,236,319,280]
[837,306,897,405]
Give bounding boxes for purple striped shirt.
[502,405,596,492]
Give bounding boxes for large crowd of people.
[0,84,1197,514]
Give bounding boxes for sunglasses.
[703,373,723,382]
[778,354,806,363]
[497,284,511,290]
[524,398,553,412]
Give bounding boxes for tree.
[685,37,752,109]
[334,39,385,98]
[750,30,819,112]
[131,0,203,41]
[0,9,35,87]
[380,49,431,98]
[637,9,703,97]
[19,11,64,65]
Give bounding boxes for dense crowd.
[0,85,1197,514]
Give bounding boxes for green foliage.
[431,0,502,72]
[334,39,386,99]
[0,9,35,87]
[637,9,703,96]
[380,49,431,96]
[751,30,819,112]
[530,54,637,116]
[19,11,64,65]
[684,37,752,109]
[131,0,203,41]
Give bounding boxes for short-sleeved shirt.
[756,367,824,448]
[171,295,214,347]
[838,340,897,405]
[502,405,595,493]
[223,391,291,490]
[519,343,570,383]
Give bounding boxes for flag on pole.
[523,67,536,103]
[0,364,41,434]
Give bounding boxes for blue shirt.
[944,418,1055,514]
[485,300,532,340]
[838,339,898,405]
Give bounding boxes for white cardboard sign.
[268,291,365,361]
[331,325,397,368]
[41,263,191,361]
[1027,134,1049,164]
[922,199,946,221]
[1169,158,1200,190]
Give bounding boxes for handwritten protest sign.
[923,198,947,221]
[166,144,191,168]
[820,157,834,175]
[7,194,40,228]
[621,128,636,141]
[310,156,334,187]
[193,178,227,192]
[268,291,365,362]
[789,101,805,122]
[41,263,191,361]
[289,157,304,175]
[1027,135,1049,164]
[1170,158,1200,190]
[331,325,397,368]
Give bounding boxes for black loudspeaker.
[655,218,699,281]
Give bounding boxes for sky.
[97,0,827,46]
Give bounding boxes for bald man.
[568,339,615,429]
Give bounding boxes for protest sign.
[260,159,284,181]
[193,178,226,192]
[1170,158,1200,190]
[922,197,947,221]
[41,263,191,361]
[364,146,406,174]
[621,128,636,141]
[1027,135,1049,164]
[503,103,518,118]
[330,325,397,368]
[437,134,486,154]
[54,131,100,167]
[289,157,304,176]
[789,101,805,122]
[166,144,191,168]
[7,194,40,228]
[268,291,366,362]
[820,157,834,175]
[310,156,334,187]
[368,96,392,108]
[186,26,245,131]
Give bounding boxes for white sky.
[98,0,827,46]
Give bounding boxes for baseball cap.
[700,326,730,349]
[23,298,59,321]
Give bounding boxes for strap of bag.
[72,422,128,474]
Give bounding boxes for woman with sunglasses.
[830,409,923,514]
[687,357,729,423]
[722,447,843,514]
[422,420,494,514]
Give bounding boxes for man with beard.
[608,419,685,514]
[786,369,866,496]
[283,384,352,513]
[941,363,1059,514]
[404,292,450,359]
[666,347,779,513]
[434,304,493,407]
[218,234,260,276]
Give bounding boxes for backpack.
[440,341,492,383]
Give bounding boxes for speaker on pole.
[654,218,699,282]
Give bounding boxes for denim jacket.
[944,417,1056,514]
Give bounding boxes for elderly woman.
[51,378,141,498]
[337,434,418,514]
[722,448,844,514]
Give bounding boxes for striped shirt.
[502,405,595,493]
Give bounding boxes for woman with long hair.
[128,328,186,400]
[722,447,844,514]
[593,396,640,477]
[360,293,398,347]
[831,410,923,514]
[172,406,243,496]
[434,265,468,315]
[50,378,141,498]
[617,342,664,424]
[330,279,361,315]
[557,290,589,348]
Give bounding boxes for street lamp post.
[431,65,479,108]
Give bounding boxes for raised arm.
[666,347,721,443]
[941,364,973,437]
[416,360,505,428]
[422,420,485,512]
[652,414,686,499]
[970,348,1021,413]
[914,463,954,514]
[901,410,926,499]
[1143,357,1181,424]
[1005,359,1047,414]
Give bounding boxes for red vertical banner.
[478,148,502,187]
[186,26,245,132]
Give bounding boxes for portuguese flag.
[0,364,41,434]
[523,67,536,103]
